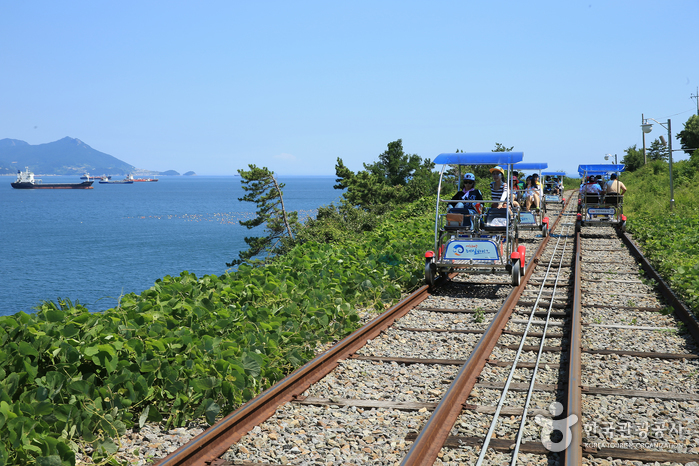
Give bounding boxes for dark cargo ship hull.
[11,181,94,189]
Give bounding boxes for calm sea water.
[0,175,343,316]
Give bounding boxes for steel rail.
[565,202,584,466]
[563,208,699,465]
[401,196,573,466]
[156,284,431,466]
[510,221,573,465]
[476,226,570,465]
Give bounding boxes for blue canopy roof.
[512,162,548,170]
[542,171,566,176]
[434,152,524,165]
[577,164,625,174]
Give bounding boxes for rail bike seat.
[604,194,623,206]
[444,208,477,229]
[583,193,601,205]
[482,207,510,232]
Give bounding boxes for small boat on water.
[11,167,94,189]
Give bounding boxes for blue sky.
[2,1,698,176]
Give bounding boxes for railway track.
[155,192,699,466]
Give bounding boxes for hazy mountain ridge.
[0,137,181,176]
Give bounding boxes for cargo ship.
[11,168,94,189]
[125,173,158,182]
[99,178,134,184]
[81,172,111,180]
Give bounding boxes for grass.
[615,158,699,318]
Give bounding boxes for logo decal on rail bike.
[444,240,499,260]
[588,208,615,215]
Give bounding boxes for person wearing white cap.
[450,172,483,213]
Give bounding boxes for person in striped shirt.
[489,165,509,209]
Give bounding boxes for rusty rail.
[401,197,572,465]
[156,286,431,466]
[158,198,575,466]
[564,227,583,465]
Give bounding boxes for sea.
[0,175,343,317]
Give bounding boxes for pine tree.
[227,165,299,267]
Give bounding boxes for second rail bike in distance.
[424,152,527,289]
[576,163,627,232]
[512,162,549,237]
[541,170,566,209]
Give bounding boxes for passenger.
[605,173,627,195]
[580,176,603,195]
[555,177,564,195]
[510,172,522,208]
[523,176,541,211]
[532,173,544,201]
[543,176,554,194]
[526,173,543,210]
[489,165,510,209]
[451,172,483,213]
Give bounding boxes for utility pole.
[692,87,699,116]
[642,113,647,165]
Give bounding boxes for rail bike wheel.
[425,262,437,289]
[517,245,526,275]
[511,260,521,286]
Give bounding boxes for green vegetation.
[3,133,699,465]
[616,155,699,316]
[227,165,301,267]
[0,198,436,465]
[0,138,438,465]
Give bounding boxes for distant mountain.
[0,137,135,175]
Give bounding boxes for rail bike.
[541,170,566,211]
[576,163,627,232]
[512,162,550,237]
[424,152,527,289]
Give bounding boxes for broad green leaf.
[18,341,39,358]
[205,401,220,425]
[140,359,160,373]
[191,377,221,392]
[36,456,63,466]
[242,353,262,377]
[83,346,99,357]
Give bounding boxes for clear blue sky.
[2,1,698,176]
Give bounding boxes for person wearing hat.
[451,172,483,213]
[489,165,512,209]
